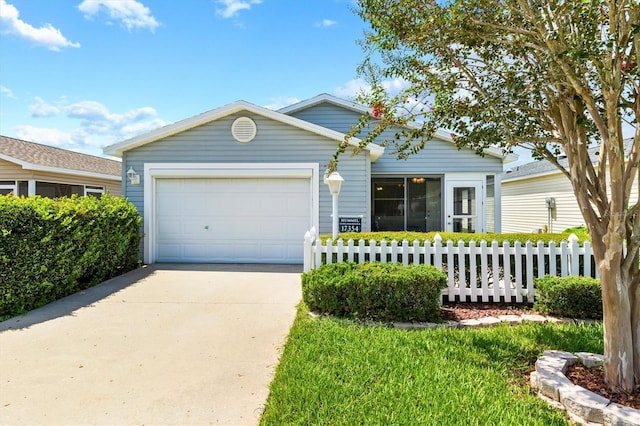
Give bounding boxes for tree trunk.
[600,253,637,392]
[632,277,640,387]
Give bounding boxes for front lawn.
[261,306,603,425]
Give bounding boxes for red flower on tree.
[371,103,384,118]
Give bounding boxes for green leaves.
[534,275,602,319]
[0,194,142,319]
[342,0,637,160]
[301,262,447,322]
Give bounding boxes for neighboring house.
[501,139,638,233]
[104,93,514,264]
[0,135,122,197]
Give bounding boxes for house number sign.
[339,217,362,233]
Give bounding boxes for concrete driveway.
[0,264,302,425]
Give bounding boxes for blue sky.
[1,0,376,158]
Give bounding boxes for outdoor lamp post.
[325,171,344,240]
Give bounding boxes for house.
[103,94,514,264]
[0,135,122,197]
[501,139,638,233]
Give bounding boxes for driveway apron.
[0,264,302,425]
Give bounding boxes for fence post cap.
[568,233,579,243]
[434,233,442,242]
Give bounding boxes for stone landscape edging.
[308,312,639,425]
[530,350,640,426]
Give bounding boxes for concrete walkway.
[0,264,302,425]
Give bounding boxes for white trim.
[0,153,121,181]
[493,173,502,233]
[502,168,562,183]
[0,180,16,195]
[104,100,384,161]
[143,162,320,264]
[279,93,370,115]
[84,185,105,196]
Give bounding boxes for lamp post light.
[324,171,344,240]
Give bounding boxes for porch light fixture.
[324,171,344,240]
[126,167,140,185]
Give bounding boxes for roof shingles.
[0,135,121,177]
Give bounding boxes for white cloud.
[263,96,300,110]
[14,100,167,157]
[15,125,84,148]
[215,0,262,19]
[382,78,411,95]
[29,97,61,117]
[120,118,166,137]
[332,77,413,100]
[331,78,429,119]
[64,100,165,136]
[65,100,111,121]
[0,0,80,50]
[78,0,160,32]
[315,19,337,28]
[331,78,370,100]
[0,85,16,99]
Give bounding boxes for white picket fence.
[303,232,598,304]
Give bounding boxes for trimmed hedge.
[302,262,447,322]
[533,275,602,319]
[320,231,590,245]
[0,194,142,318]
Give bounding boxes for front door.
[445,181,483,233]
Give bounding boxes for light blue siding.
[123,99,507,248]
[287,102,504,174]
[123,112,370,234]
[372,135,504,174]
[288,103,364,134]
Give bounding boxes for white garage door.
[155,178,311,263]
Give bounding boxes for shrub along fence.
[303,231,598,304]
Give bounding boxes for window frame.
[371,175,444,232]
[84,185,105,197]
[0,180,17,195]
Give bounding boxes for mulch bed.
[440,302,534,321]
[565,364,640,410]
[441,303,639,411]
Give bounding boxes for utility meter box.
[545,197,556,209]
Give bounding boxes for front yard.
[261,306,603,425]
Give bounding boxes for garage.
[103,99,379,265]
[154,177,312,263]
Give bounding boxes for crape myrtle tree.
[330,0,639,392]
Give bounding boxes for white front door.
[445,181,483,233]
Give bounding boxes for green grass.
[261,306,603,425]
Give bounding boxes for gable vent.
[231,117,257,143]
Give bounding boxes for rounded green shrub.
[534,275,602,319]
[301,262,447,322]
